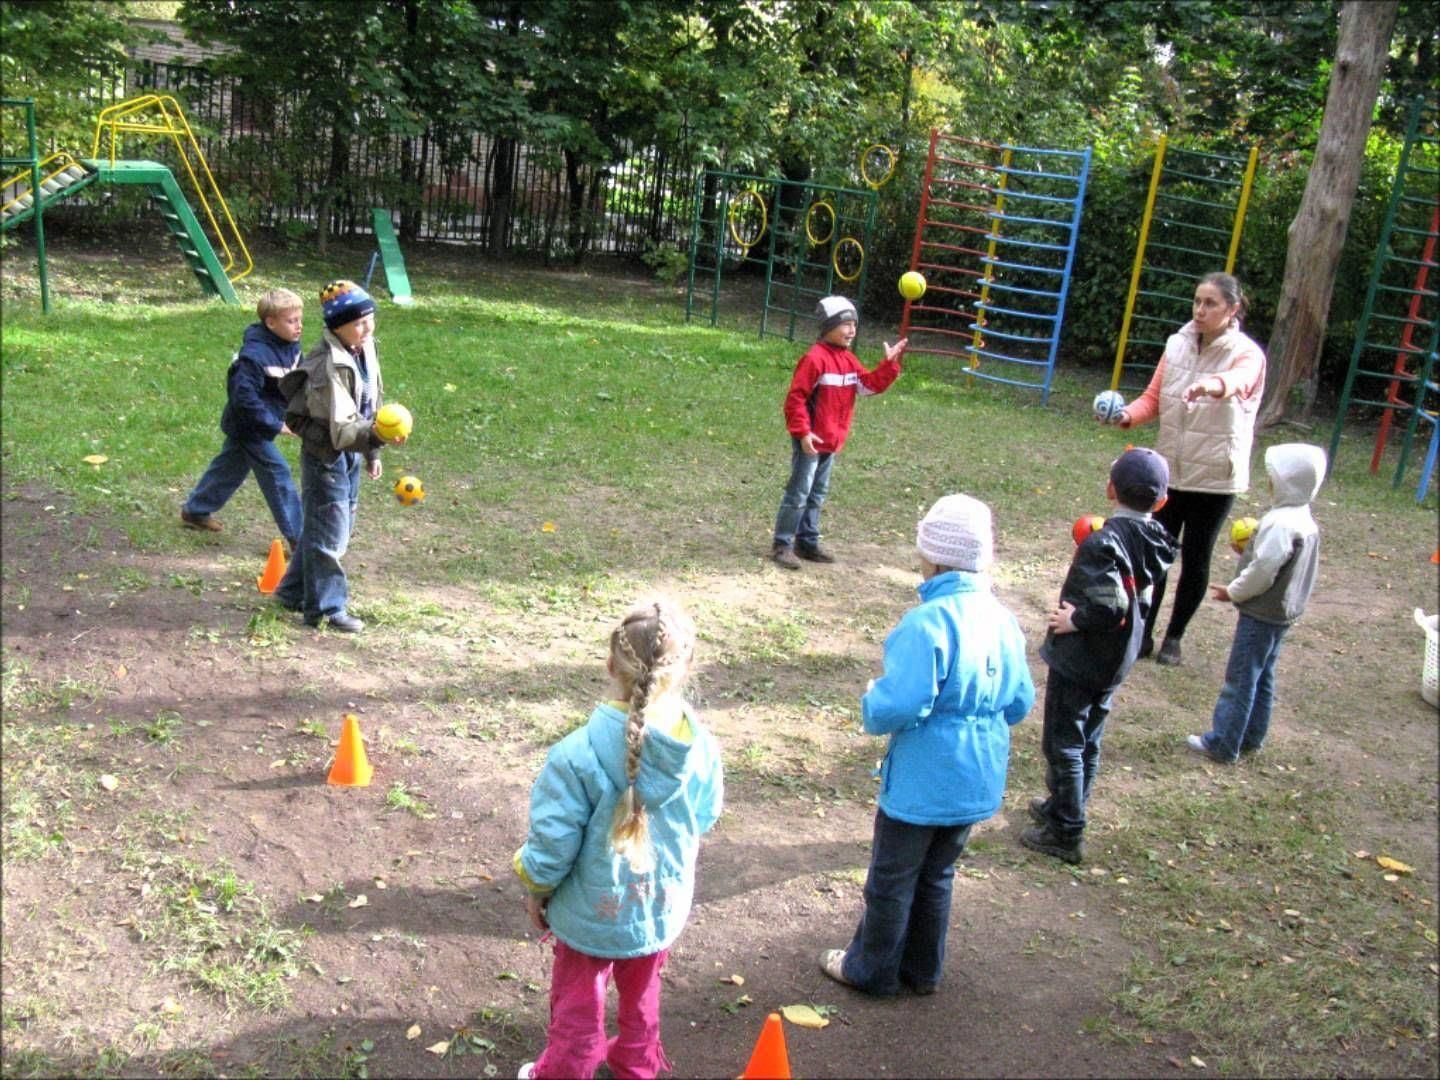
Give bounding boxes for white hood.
[1264,443,1327,507]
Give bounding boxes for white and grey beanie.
[816,295,858,337]
[916,494,994,573]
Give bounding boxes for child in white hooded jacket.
[1187,443,1327,764]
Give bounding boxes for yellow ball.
[393,475,425,506]
[898,271,927,301]
[1230,516,1258,549]
[375,403,413,442]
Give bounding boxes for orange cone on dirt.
[1431,547,1439,564]
[256,539,287,594]
[328,713,373,787]
[740,1012,790,1080]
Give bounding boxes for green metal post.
[684,168,703,323]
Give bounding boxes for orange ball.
[1072,514,1105,545]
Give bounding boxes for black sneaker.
[1020,826,1083,864]
[771,543,802,570]
[795,541,836,563]
[1027,796,1049,827]
[1156,637,1183,665]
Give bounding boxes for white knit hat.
[916,494,994,572]
[816,295,858,336]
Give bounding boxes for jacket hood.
[586,704,693,808]
[1264,443,1327,506]
[243,321,290,352]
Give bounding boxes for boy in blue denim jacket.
[820,494,1034,996]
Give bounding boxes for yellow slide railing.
[92,94,252,282]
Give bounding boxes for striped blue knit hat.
[320,280,376,330]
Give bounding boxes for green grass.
[2,247,1436,1077]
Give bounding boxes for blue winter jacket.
[863,571,1035,826]
[518,703,724,959]
[220,322,300,441]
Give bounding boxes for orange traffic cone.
[740,1012,790,1080]
[1431,547,1438,564]
[256,539,287,594]
[328,713,374,787]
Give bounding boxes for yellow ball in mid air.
[1230,516,1259,550]
[375,403,413,442]
[393,475,425,506]
[898,271,927,301]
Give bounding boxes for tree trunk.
[1259,0,1398,428]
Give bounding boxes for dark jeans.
[840,808,972,995]
[773,437,835,548]
[183,434,302,546]
[1036,667,1112,842]
[273,450,361,623]
[1147,488,1235,643]
[1202,613,1289,762]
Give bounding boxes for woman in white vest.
[1116,273,1265,666]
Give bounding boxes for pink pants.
[533,940,671,1080]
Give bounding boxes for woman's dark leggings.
[1145,488,1236,645]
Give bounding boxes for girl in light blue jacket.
[820,495,1034,997]
[515,598,723,1080]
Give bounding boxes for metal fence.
[121,60,698,261]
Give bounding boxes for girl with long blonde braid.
[515,598,724,1080]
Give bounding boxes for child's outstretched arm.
[858,338,906,394]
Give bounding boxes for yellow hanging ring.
[832,236,864,282]
[860,144,897,189]
[805,199,836,246]
[727,188,767,252]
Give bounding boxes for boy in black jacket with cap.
[1022,448,1177,864]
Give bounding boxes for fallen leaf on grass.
[348,894,368,908]
[1352,849,1371,859]
[269,759,288,769]
[541,521,556,533]
[426,1041,449,1055]
[406,1023,421,1040]
[1190,1055,1207,1068]
[1167,1055,1185,1069]
[719,974,745,986]
[1376,856,1413,874]
[159,997,182,1015]
[780,1004,829,1029]
[303,894,325,903]
[82,454,108,466]
[98,774,119,792]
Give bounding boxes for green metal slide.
[1,158,238,304]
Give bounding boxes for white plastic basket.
[1417,609,1439,709]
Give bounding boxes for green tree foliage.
[0,0,158,161]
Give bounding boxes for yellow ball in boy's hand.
[1230,516,1258,550]
[898,271,927,301]
[393,475,425,506]
[375,403,413,442]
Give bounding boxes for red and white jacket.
[782,341,901,453]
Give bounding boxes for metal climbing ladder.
[1110,137,1258,391]
[1328,97,1439,501]
[899,130,1091,404]
[0,94,251,305]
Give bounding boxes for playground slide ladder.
[92,93,252,285]
[1328,96,1439,502]
[899,129,1091,404]
[1110,137,1258,392]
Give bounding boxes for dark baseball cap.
[1110,447,1169,509]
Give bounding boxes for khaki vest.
[1153,324,1264,494]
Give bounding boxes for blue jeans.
[273,450,361,623]
[772,438,834,548]
[183,434,302,545]
[1037,668,1112,842]
[1202,614,1289,762]
[840,808,972,995]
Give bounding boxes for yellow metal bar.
[1225,145,1258,272]
[970,147,1012,374]
[1,151,84,214]
[89,94,253,282]
[1111,135,1167,390]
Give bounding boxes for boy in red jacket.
[770,296,906,569]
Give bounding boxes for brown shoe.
[180,509,221,532]
[771,543,802,570]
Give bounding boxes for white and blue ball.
[1092,389,1126,425]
